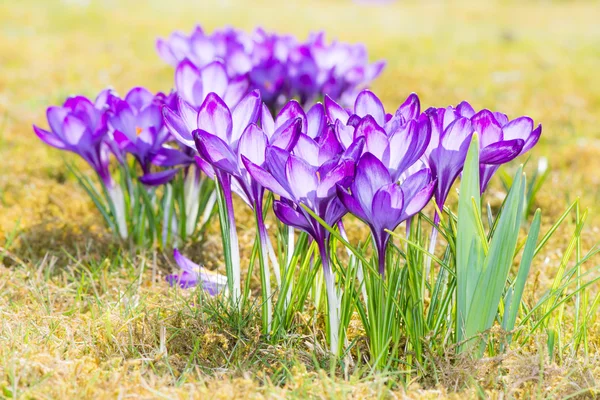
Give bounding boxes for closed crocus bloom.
[175,59,250,110]
[34,95,110,180]
[338,153,435,275]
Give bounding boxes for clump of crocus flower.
[33,23,546,360]
[157,25,385,110]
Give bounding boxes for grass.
[1,0,600,398]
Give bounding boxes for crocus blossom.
[107,87,173,174]
[338,153,435,275]
[167,249,227,295]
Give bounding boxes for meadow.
[1,0,600,398]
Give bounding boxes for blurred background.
[0,0,599,244]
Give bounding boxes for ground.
[1,0,600,398]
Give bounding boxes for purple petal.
[306,102,326,139]
[354,153,391,213]
[354,90,385,126]
[371,184,404,232]
[471,110,502,147]
[325,95,349,124]
[260,103,275,136]
[334,119,355,150]
[175,59,204,107]
[441,117,473,151]
[139,168,181,186]
[163,105,195,147]
[200,61,229,98]
[152,147,194,167]
[238,124,268,166]
[396,93,420,121]
[286,155,318,201]
[276,100,307,133]
[224,75,250,108]
[273,200,313,233]
[231,90,261,144]
[337,185,368,222]
[124,87,154,111]
[193,129,239,174]
[270,118,301,151]
[197,93,233,141]
[402,178,435,219]
[456,101,475,118]
[479,139,525,165]
[243,155,292,199]
[33,125,66,149]
[317,159,354,198]
[62,115,87,146]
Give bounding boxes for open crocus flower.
[459,104,542,192]
[338,153,435,275]
[425,103,542,204]
[244,124,361,354]
[33,94,128,239]
[107,87,173,174]
[166,249,227,295]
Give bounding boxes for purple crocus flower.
[34,95,111,183]
[458,104,542,192]
[425,103,542,206]
[166,249,227,295]
[337,153,435,275]
[107,87,172,174]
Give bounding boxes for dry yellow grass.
[1,0,600,398]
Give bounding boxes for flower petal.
[231,90,261,144]
[139,168,181,186]
[324,95,349,124]
[197,93,233,141]
[238,123,268,166]
[193,129,238,175]
[479,139,524,165]
[354,90,385,126]
[175,59,204,107]
[242,155,292,199]
[273,200,313,233]
[33,125,66,149]
[200,60,229,98]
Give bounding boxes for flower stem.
[216,173,241,306]
[255,200,273,334]
[318,240,340,356]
